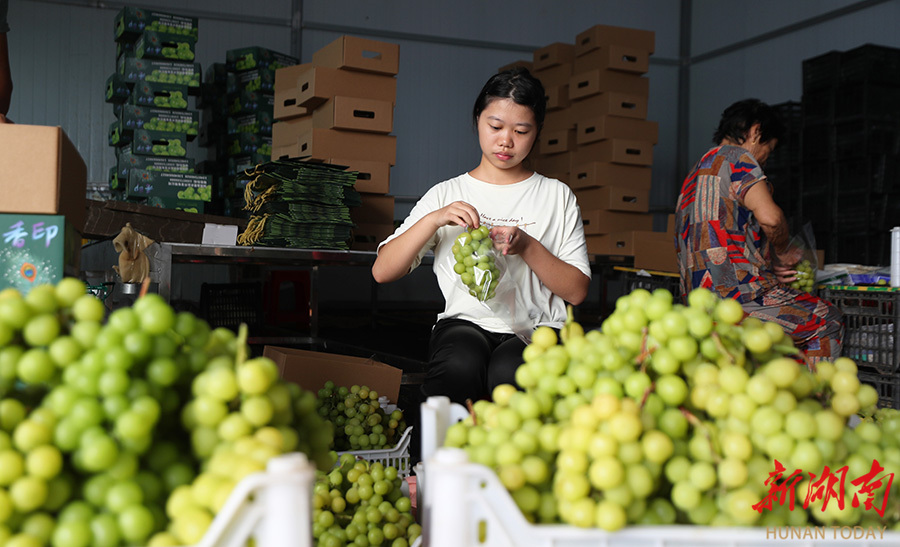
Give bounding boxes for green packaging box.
[226,111,273,136]
[118,56,200,88]
[115,41,136,62]
[228,89,275,116]
[0,214,80,294]
[136,29,197,62]
[105,73,132,104]
[116,129,187,157]
[226,133,272,158]
[126,169,212,201]
[145,196,205,214]
[117,105,199,136]
[205,63,228,87]
[226,66,277,94]
[115,6,199,42]
[129,81,189,109]
[108,166,121,191]
[226,47,298,73]
[227,153,269,177]
[116,149,194,180]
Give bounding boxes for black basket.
[802,50,842,92]
[823,288,900,379]
[621,270,682,301]
[199,282,264,329]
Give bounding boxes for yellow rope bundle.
[236,214,268,245]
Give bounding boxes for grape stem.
[236,323,248,366]
[466,399,477,425]
[639,383,655,408]
[711,332,735,364]
[679,407,721,464]
[138,276,152,298]
[636,327,656,373]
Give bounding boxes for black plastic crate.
[620,269,682,301]
[834,119,900,159]
[823,288,900,377]
[840,44,900,86]
[835,154,900,194]
[199,282,264,329]
[834,81,900,121]
[802,50,842,92]
[801,89,836,124]
[801,121,834,160]
[829,229,880,265]
[858,370,900,409]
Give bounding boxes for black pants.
[421,318,527,406]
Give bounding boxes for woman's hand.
[430,201,480,230]
[490,225,531,256]
[773,264,798,284]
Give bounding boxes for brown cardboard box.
[817,249,825,266]
[533,63,573,88]
[273,63,313,120]
[498,59,533,73]
[667,214,676,235]
[545,84,569,111]
[295,66,397,109]
[574,186,650,213]
[325,158,391,194]
[276,128,397,165]
[574,24,656,57]
[571,139,653,167]
[568,70,650,99]
[530,152,571,175]
[539,129,577,155]
[544,172,569,184]
[351,193,395,225]
[542,108,576,132]
[312,35,400,76]
[272,117,311,148]
[352,222,395,251]
[264,346,402,403]
[573,44,650,74]
[576,116,659,145]
[581,210,653,235]
[569,162,652,191]
[633,232,677,273]
[0,125,87,232]
[313,96,394,134]
[533,42,575,70]
[569,91,648,120]
[585,233,634,255]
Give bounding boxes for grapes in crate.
[313,454,420,546]
[443,287,895,531]
[317,381,407,451]
[0,279,334,546]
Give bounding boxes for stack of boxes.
[798,44,900,265]
[107,6,211,214]
[523,25,670,271]
[196,63,229,215]
[272,36,399,250]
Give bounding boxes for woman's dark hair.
[472,67,547,135]
[713,98,786,145]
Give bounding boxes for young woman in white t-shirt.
[372,67,591,405]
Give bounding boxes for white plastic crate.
[338,425,414,478]
[190,452,315,547]
[419,397,900,547]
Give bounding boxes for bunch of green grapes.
[176,186,211,201]
[235,54,256,72]
[313,455,420,546]
[0,279,336,546]
[143,119,197,134]
[146,70,198,87]
[443,286,897,532]
[790,259,816,293]
[149,138,185,157]
[316,382,407,452]
[158,42,194,61]
[151,91,188,109]
[257,143,272,157]
[450,225,500,301]
[146,22,197,38]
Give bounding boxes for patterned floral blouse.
[674,145,779,303]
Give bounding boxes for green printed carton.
[226,111,274,136]
[118,56,200,89]
[126,169,212,201]
[115,6,198,42]
[105,73,132,104]
[227,89,275,116]
[227,153,270,177]
[0,214,80,294]
[226,46,298,73]
[129,81,189,109]
[116,149,195,181]
[115,129,187,157]
[226,66,278,94]
[136,29,197,62]
[145,196,205,214]
[226,133,272,158]
[117,105,199,136]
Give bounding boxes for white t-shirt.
[379,172,591,333]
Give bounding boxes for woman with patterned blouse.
[674,99,842,363]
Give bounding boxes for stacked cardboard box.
[523,24,671,270]
[107,6,210,214]
[272,36,399,251]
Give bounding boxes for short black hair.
[473,67,547,136]
[713,98,786,145]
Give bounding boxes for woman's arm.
[372,200,479,284]
[490,227,590,305]
[742,181,800,266]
